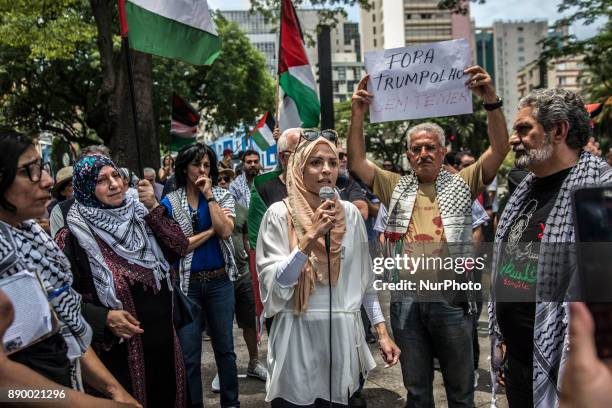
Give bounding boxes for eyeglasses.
[409,144,439,155]
[219,175,231,183]
[338,152,347,160]
[17,159,44,183]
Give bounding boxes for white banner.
[364,39,473,123]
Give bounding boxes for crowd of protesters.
[1,63,612,408]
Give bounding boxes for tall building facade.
[222,10,364,104]
[475,27,495,84]
[360,0,472,53]
[492,20,548,126]
[517,54,585,99]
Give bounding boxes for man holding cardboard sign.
[347,65,508,408]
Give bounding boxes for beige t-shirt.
[373,160,485,248]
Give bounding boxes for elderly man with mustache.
[488,89,612,408]
[348,66,509,408]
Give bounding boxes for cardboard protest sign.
[364,39,473,123]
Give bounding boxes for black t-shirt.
[258,176,288,207]
[496,167,573,363]
[336,174,366,203]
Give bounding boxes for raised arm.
[347,75,378,189]
[464,66,510,185]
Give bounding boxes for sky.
[208,0,605,41]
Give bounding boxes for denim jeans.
[178,275,240,407]
[391,300,474,408]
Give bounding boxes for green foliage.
[0,0,97,60]
[0,5,275,151]
[539,0,611,147]
[153,15,276,148]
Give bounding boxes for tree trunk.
[88,0,160,175]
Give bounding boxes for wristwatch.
[483,96,503,111]
[206,195,217,203]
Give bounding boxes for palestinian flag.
[250,112,276,150]
[120,0,221,66]
[170,93,200,151]
[278,0,320,130]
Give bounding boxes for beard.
[514,134,554,169]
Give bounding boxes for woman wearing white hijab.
[256,130,400,407]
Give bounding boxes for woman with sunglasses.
[0,128,140,406]
[56,153,190,407]
[256,131,401,407]
[160,143,240,408]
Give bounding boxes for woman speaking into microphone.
[256,129,400,407]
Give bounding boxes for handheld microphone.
[319,186,335,254]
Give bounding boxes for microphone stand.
[325,232,332,408]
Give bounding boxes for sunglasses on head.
[300,128,338,145]
[296,128,339,153]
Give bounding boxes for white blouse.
[256,200,383,405]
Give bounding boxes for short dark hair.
[0,128,34,212]
[175,143,219,188]
[242,149,260,162]
[455,151,475,163]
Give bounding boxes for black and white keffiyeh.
[489,151,612,407]
[0,219,93,384]
[66,195,171,309]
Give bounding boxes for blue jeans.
[178,275,239,407]
[391,300,474,408]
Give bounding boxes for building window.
[518,37,524,44]
[518,56,525,63]
[421,13,432,19]
[517,26,524,32]
[518,46,524,52]
[373,26,376,35]
[373,38,377,47]
[558,77,567,85]
[373,14,376,22]
[406,14,411,19]
[338,67,346,81]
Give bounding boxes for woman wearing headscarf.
[56,154,189,407]
[0,128,139,406]
[256,131,401,407]
[160,143,240,408]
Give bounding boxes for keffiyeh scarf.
[489,151,612,407]
[0,220,92,387]
[66,195,171,308]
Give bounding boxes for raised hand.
[137,180,158,211]
[351,75,373,117]
[464,65,497,103]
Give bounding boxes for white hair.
[278,127,302,152]
[143,167,155,175]
[406,122,445,148]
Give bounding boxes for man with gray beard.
[489,89,612,408]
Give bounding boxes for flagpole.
[119,0,144,179]
[276,0,283,131]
